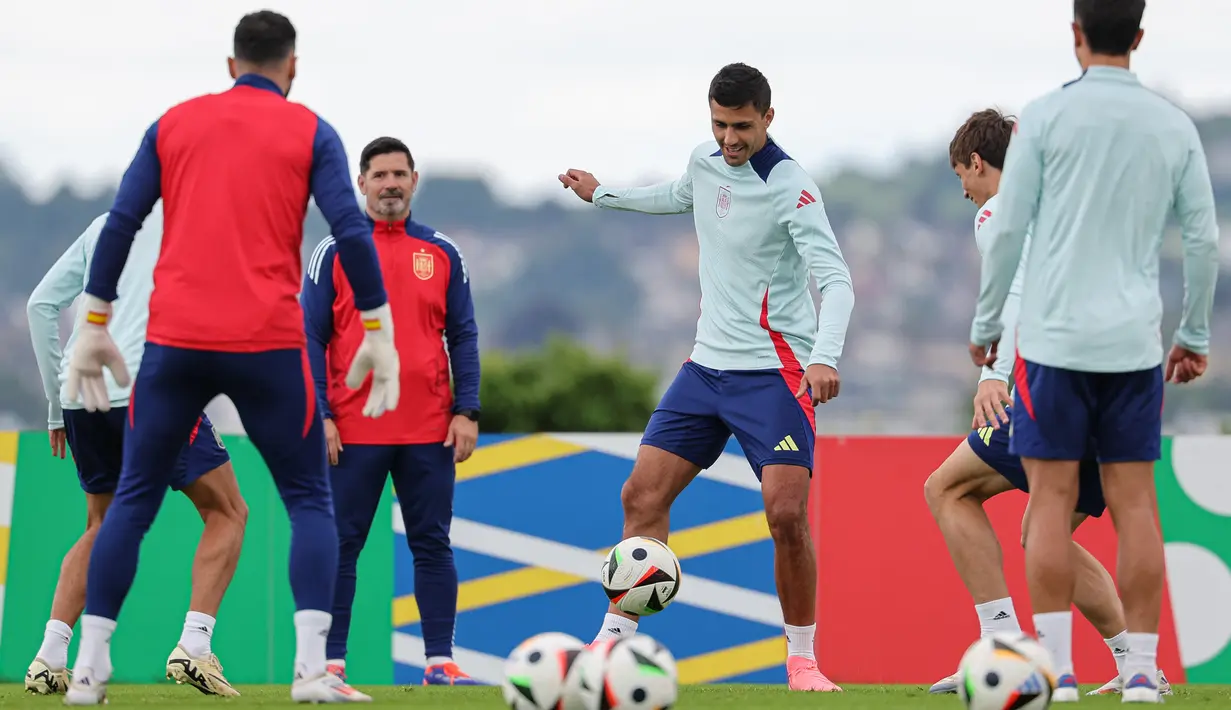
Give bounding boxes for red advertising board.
[809,436,1184,684]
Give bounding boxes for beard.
[375,194,406,215]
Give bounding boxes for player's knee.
[84,493,113,529]
[923,467,966,517]
[620,478,669,524]
[405,523,452,557]
[188,465,249,528]
[409,539,454,567]
[763,497,808,543]
[230,495,250,528]
[923,470,945,513]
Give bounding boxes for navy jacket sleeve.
[302,237,337,420]
[309,117,387,312]
[441,240,481,412]
[86,120,162,301]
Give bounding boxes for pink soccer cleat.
[786,656,843,692]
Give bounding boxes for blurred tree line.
[478,336,658,433]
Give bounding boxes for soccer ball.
[957,632,1056,710]
[502,632,586,710]
[600,536,681,616]
[601,634,678,708]
[559,638,618,710]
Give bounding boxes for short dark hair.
[949,109,1016,170]
[708,63,772,115]
[1074,0,1145,56]
[233,11,296,66]
[359,137,414,175]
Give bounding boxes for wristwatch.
[455,408,481,423]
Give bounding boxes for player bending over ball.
[559,62,854,692]
[25,204,247,698]
[925,108,1170,697]
[969,0,1218,703]
[61,11,398,705]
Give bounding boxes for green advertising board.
[0,431,393,684]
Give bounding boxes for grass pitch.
[3,683,1230,707]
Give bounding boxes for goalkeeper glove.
[345,303,400,417]
[64,295,131,412]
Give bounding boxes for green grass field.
[3,684,1231,708]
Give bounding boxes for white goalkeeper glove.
[65,295,130,412]
[345,303,400,418]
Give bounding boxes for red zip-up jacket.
[302,215,480,445]
[84,73,387,351]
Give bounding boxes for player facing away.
[302,137,482,686]
[25,205,247,698]
[559,63,854,692]
[61,12,400,705]
[970,1,1219,703]
[925,109,1170,697]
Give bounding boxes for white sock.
[179,611,215,658]
[593,613,638,643]
[74,615,117,681]
[1033,611,1074,677]
[975,598,1022,637]
[784,623,816,660]
[1124,632,1159,681]
[426,656,451,668]
[326,658,346,669]
[293,610,332,680]
[37,620,73,670]
[1104,630,1129,677]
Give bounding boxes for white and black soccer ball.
[502,632,586,710]
[601,634,678,708]
[600,537,681,616]
[957,632,1056,710]
[560,637,619,710]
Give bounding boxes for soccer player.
[559,63,854,692]
[25,205,247,698]
[925,109,1170,697]
[61,11,399,705]
[969,1,1219,703]
[301,137,482,686]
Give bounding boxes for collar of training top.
[1078,65,1139,85]
[366,213,415,233]
[233,73,285,96]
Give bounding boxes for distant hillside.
[2,115,1229,433]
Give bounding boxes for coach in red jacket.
[302,136,481,686]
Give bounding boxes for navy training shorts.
[63,407,230,495]
[641,360,815,479]
[967,408,1105,517]
[1011,359,1163,463]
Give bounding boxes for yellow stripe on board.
[0,432,17,465]
[0,526,9,585]
[393,512,770,626]
[676,636,786,684]
[455,434,588,483]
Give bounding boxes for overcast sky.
[1,0,1227,206]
